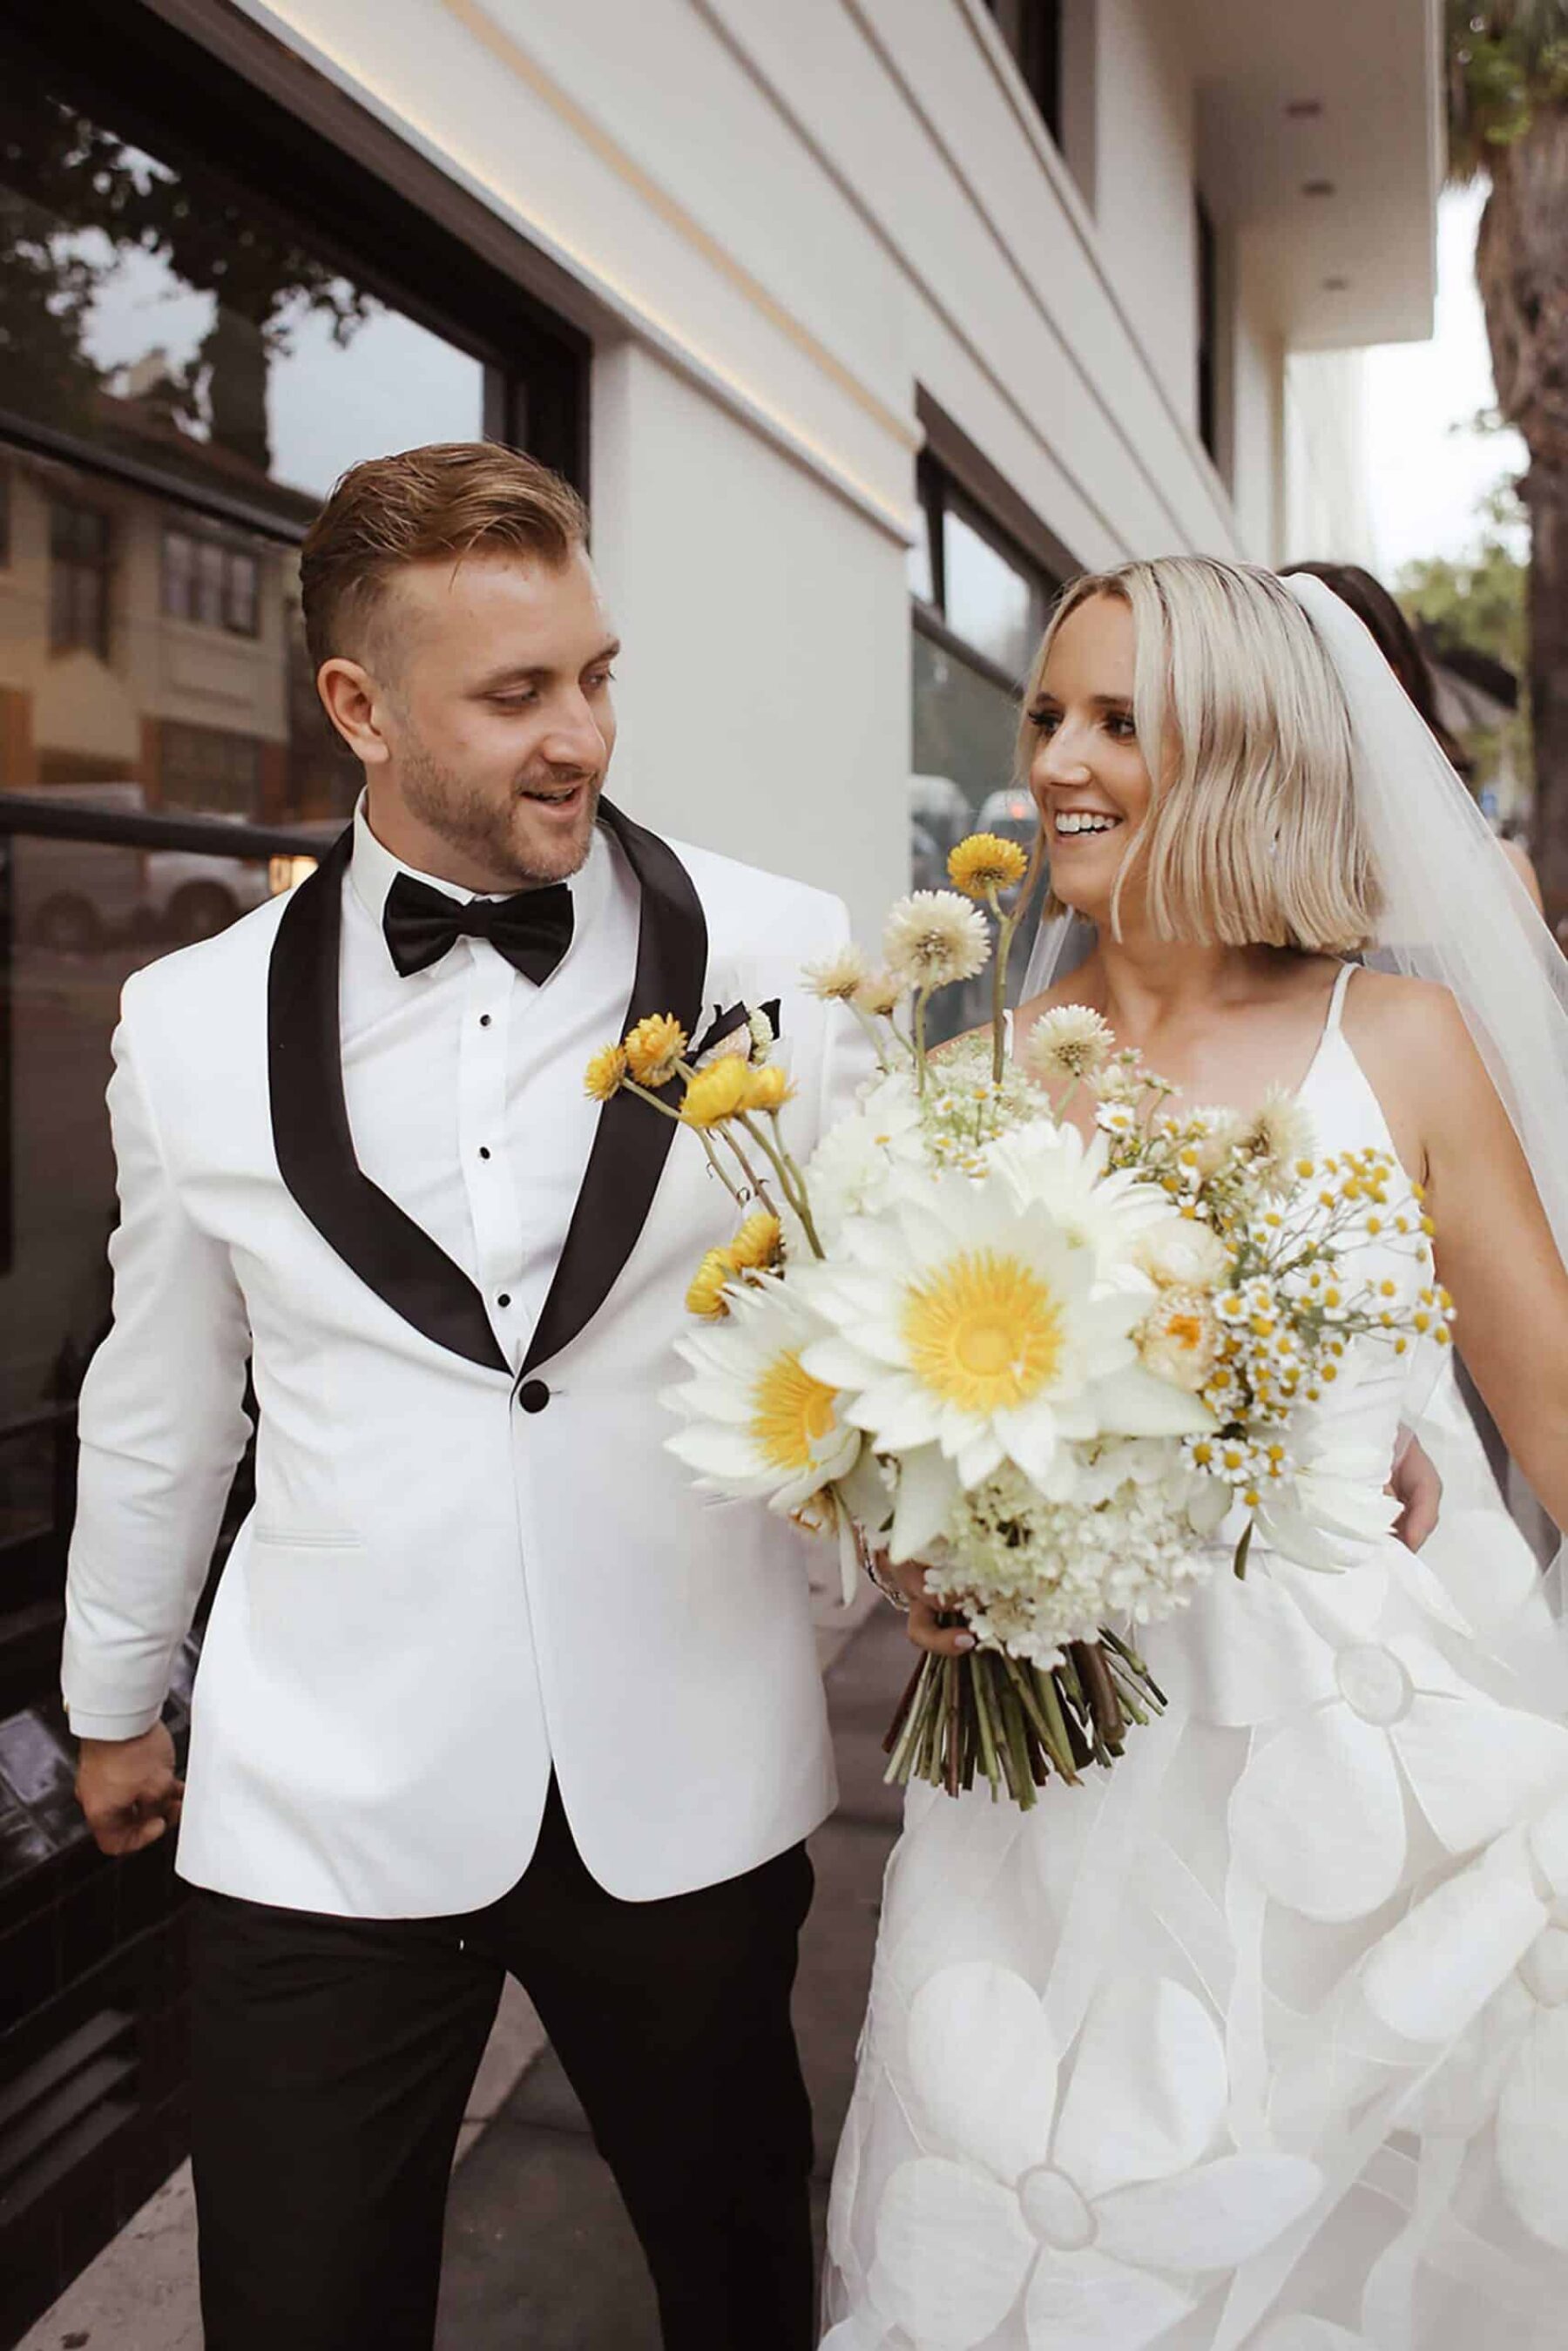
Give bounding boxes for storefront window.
[909,456,1062,1038]
[0,34,505,829]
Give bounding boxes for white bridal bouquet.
[585,834,1449,1808]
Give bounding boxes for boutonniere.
[691,998,782,1068]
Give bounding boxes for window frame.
[911,452,1060,692]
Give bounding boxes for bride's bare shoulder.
[1342,966,1479,1082]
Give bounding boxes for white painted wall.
[590,341,909,935]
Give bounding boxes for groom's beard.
[396,731,604,888]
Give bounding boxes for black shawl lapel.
[523,799,707,1378]
[267,827,510,1376]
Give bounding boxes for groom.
[63,441,872,2349]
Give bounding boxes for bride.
[821,557,1568,2350]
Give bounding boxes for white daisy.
[663,1275,862,1516]
[801,1161,1213,1562]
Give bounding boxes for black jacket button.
[517,1379,550,1414]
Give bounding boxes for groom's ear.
[316,657,393,771]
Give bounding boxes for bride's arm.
[1373,985,1568,1532]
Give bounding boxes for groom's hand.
[76,1722,184,1856]
[881,1554,977,1659]
[1389,1430,1441,1552]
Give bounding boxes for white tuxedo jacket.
[63,802,872,1916]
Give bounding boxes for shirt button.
[480,1014,492,1028]
[497,1293,511,1308]
[479,1146,491,1161]
[517,1380,550,1414]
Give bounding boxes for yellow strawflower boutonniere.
[625,1013,687,1088]
[686,1248,736,1320]
[584,1043,628,1103]
[681,1055,752,1129]
[744,1064,793,1113]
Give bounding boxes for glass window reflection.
[942,506,1040,680]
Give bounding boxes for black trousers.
[188,1783,816,2350]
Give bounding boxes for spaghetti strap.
[1324,961,1355,1033]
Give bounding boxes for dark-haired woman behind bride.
[822,556,1568,2351]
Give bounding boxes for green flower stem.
[970,1656,1004,1798]
[943,1654,962,1797]
[736,1112,826,1259]
[717,1125,778,1218]
[914,987,931,1094]
[997,1678,1038,1810]
[988,887,1010,1085]
[1007,1656,1076,1783]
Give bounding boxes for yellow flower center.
[902,1249,1064,1414]
[751,1351,839,1470]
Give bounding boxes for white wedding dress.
[822,965,1568,2351]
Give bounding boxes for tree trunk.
[1475,109,1568,930]
[1525,463,1568,932]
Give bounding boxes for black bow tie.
[382,871,575,983]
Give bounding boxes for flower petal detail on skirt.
[872,2156,1035,2348]
[1023,2246,1193,2351]
[1497,2003,1568,2250]
[1092,2152,1323,2272]
[1052,1977,1227,2202]
[906,1962,1059,2181]
[1229,1707,1407,1921]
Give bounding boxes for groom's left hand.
[1389,1430,1441,1550]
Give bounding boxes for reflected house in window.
[0,424,316,821]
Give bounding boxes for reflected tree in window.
[0,66,377,478]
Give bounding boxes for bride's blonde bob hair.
[1020,555,1382,951]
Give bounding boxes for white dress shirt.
[341,799,640,1371]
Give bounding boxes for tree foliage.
[1447,0,1568,179]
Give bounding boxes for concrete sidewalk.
[18,1593,909,2351]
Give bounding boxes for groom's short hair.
[301,442,589,673]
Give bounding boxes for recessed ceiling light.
[1322,275,1350,292]
[1303,179,1335,197]
[1286,98,1325,119]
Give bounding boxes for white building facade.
[238,0,1441,928]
